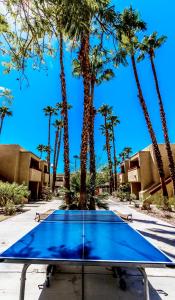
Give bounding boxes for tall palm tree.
[116,7,169,208]
[36,144,45,159]
[138,32,175,196]
[99,104,114,194]
[73,45,114,208]
[0,106,12,135]
[58,32,71,204]
[54,1,117,209]
[52,119,63,192]
[43,105,57,185]
[73,155,79,172]
[107,115,120,190]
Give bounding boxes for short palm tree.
[123,147,132,159]
[107,115,120,190]
[138,32,175,196]
[116,7,169,207]
[36,144,45,159]
[43,105,57,185]
[99,104,114,194]
[0,106,12,135]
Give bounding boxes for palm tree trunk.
[40,151,42,159]
[89,80,96,210]
[111,123,117,190]
[131,54,169,207]
[47,114,51,185]
[79,32,91,209]
[55,127,62,171]
[150,53,175,196]
[52,129,59,192]
[104,114,114,194]
[59,32,70,204]
[0,116,4,135]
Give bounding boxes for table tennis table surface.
[0,210,174,267]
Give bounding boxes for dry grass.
[0,214,10,222]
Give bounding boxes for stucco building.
[119,144,175,200]
[0,144,49,200]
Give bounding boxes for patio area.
[0,198,174,300]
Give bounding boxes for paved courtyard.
[0,198,174,300]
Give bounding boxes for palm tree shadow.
[132,218,175,229]
[48,241,100,260]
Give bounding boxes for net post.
[139,267,150,300]
[19,264,30,300]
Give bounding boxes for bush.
[0,181,30,207]
[4,200,16,215]
[113,183,135,202]
[40,186,52,201]
[0,181,30,215]
[142,195,172,211]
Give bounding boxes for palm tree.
[137,32,175,196]
[58,32,71,204]
[73,45,115,209]
[54,1,117,209]
[36,144,45,159]
[0,106,12,135]
[73,155,79,172]
[52,119,63,192]
[123,147,132,159]
[116,7,169,208]
[99,104,114,194]
[119,151,125,162]
[43,105,57,185]
[107,115,120,190]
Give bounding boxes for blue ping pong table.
[0,210,174,300]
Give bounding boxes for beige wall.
[139,151,153,190]
[0,144,48,200]
[0,144,21,182]
[18,152,30,184]
[124,144,175,200]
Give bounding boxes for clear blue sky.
[0,0,175,172]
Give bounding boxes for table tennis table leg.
[19,264,30,300]
[139,268,150,300]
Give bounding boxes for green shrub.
[0,181,30,211]
[169,197,175,208]
[113,183,135,202]
[142,195,172,211]
[40,186,52,201]
[4,200,16,215]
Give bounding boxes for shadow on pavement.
[139,230,175,248]
[132,218,175,229]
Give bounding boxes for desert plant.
[4,200,16,216]
[0,181,30,209]
[40,186,53,201]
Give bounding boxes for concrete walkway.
[0,198,174,299]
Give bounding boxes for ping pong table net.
[43,212,125,223]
